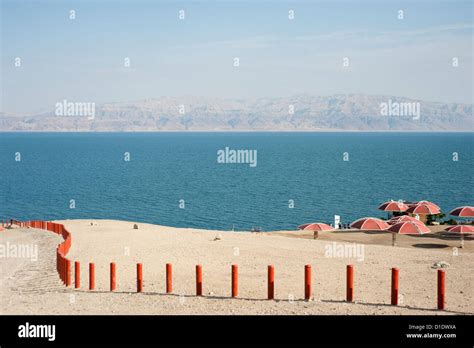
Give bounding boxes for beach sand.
[1,219,472,315]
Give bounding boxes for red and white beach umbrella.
[350,217,390,231]
[387,215,423,225]
[444,224,474,248]
[387,221,431,234]
[386,221,430,246]
[444,225,474,233]
[406,203,441,215]
[298,222,334,240]
[413,200,441,211]
[449,206,474,218]
[298,223,334,231]
[378,201,409,212]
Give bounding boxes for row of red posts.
[74,261,447,310]
[4,219,446,310]
[14,219,73,286]
[3,219,73,285]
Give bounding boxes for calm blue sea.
[0,132,472,231]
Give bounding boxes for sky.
[1,0,473,114]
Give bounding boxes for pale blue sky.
[1,0,473,114]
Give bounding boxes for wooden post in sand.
[59,255,62,284]
[74,261,80,289]
[268,265,274,300]
[62,258,66,285]
[391,268,399,305]
[137,263,143,293]
[437,269,445,310]
[58,254,63,284]
[304,265,312,300]
[89,263,95,290]
[56,249,59,276]
[166,263,172,293]
[231,265,238,298]
[346,265,354,302]
[65,259,71,287]
[110,262,116,291]
[196,265,202,296]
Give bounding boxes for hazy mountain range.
[1,94,472,131]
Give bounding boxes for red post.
[196,265,203,296]
[268,265,275,300]
[65,259,71,287]
[89,263,95,290]
[346,264,354,302]
[137,263,143,293]
[438,269,445,310]
[304,265,312,300]
[231,265,238,298]
[74,261,80,289]
[110,262,116,291]
[64,258,67,284]
[58,255,63,283]
[166,263,172,293]
[59,256,63,283]
[391,268,399,305]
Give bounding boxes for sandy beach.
[1,219,473,315]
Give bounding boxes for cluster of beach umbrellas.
[298,201,473,247]
[378,199,441,216]
[445,206,474,248]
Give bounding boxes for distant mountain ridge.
[1,94,472,131]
